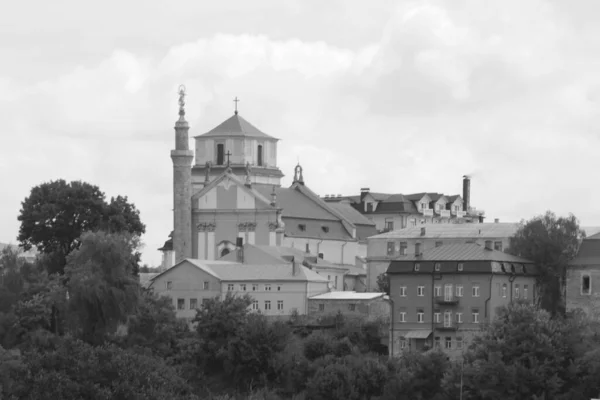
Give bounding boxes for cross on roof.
[233,97,240,115]
[225,150,232,166]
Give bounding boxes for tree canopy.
[17,179,145,274]
[508,211,585,314]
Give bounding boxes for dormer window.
[421,203,428,209]
[414,263,420,272]
[457,263,464,271]
[435,263,441,272]
[321,226,329,233]
[367,203,374,212]
[298,224,306,232]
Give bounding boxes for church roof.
[195,113,278,140]
[327,202,375,226]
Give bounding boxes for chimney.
[462,175,471,212]
[494,218,499,223]
[415,243,422,257]
[360,188,370,202]
[236,238,244,263]
[292,256,299,276]
[318,253,324,259]
[420,227,426,237]
[484,240,493,251]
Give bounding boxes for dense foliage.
[17,179,145,274]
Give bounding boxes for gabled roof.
[327,202,375,226]
[386,243,532,263]
[195,113,277,140]
[191,168,276,209]
[241,244,350,271]
[569,233,600,266]
[371,223,519,240]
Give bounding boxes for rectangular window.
[524,284,529,299]
[348,303,356,311]
[216,143,225,165]
[456,285,464,297]
[399,339,407,349]
[514,284,520,299]
[456,313,463,323]
[434,336,441,348]
[494,241,503,251]
[277,285,282,291]
[177,299,185,310]
[387,242,395,256]
[400,242,408,255]
[417,309,424,323]
[457,263,464,271]
[582,275,591,295]
[252,300,259,310]
[319,303,325,311]
[265,301,271,310]
[414,263,420,272]
[399,312,406,322]
[445,337,452,349]
[472,285,480,297]
[203,281,209,290]
[434,285,441,297]
[190,298,198,309]
[252,284,258,291]
[434,310,440,323]
[202,298,209,305]
[472,309,479,323]
[277,300,284,310]
[435,263,441,271]
[385,220,394,231]
[417,286,425,296]
[228,284,234,291]
[166,281,173,290]
[257,144,263,166]
[240,284,247,291]
[265,285,272,291]
[444,312,452,327]
[502,284,507,298]
[444,285,453,301]
[456,337,463,349]
[399,286,407,297]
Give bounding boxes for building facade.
[323,176,486,233]
[386,242,537,358]
[308,291,390,321]
[366,222,519,291]
[566,232,600,321]
[149,259,329,320]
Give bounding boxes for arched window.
[257,144,263,166]
[220,248,230,257]
[217,143,225,165]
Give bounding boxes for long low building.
[308,291,391,321]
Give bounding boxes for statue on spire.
[204,161,212,183]
[178,85,186,117]
[245,162,252,186]
[293,163,304,185]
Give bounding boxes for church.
[159,88,376,277]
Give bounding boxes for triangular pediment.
[192,170,276,211]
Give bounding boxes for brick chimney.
[463,175,471,212]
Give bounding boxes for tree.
[64,231,140,345]
[376,273,390,295]
[17,180,145,274]
[507,211,585,315]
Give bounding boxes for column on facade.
[238,222,258,245]
[197,223,207,260]
[206,223,216,260]
[268,222,278,246]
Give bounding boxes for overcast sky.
[1,0,599,266]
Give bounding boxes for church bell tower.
[171,85,194,263]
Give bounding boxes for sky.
[1,0,599,267]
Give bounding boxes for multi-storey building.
[566,232,600,321]
[322,176,486,233]
[386,242,537,357]
[366,222,519,291]
[149,258,329,321]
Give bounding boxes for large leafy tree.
[64,231,140,345]
[507,211,584,315]
[17,179,145,274]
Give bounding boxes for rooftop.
[309,291,387,301]
[371,223,519,240]
[387,242,532,263]
[569,233,600,266]
[195,113,277,140]
[327,202,376,226]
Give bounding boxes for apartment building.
[366,222,519,291]
[386,242,537,357]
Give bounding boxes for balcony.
[422,209,433,217]
[435,296,459,305]
[438,210,450,218]
[435,322,459,331]
[452,210,465,218]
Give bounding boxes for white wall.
[283,237,358,265]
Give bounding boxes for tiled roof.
[197,260,328,282]
[371,223,519,240]
[284,217,353,240]
[266,187,339,220]
[387,243,532,263]
[569,234,600,266]
[195,113,277,139]
[309,291,385,300]
[327,202,375,226]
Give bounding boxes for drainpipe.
[389,297,395,357]
[484,272,494,321]
[341,242,348,265]
[317,238,324,255]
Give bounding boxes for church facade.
[161,89,375,275]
